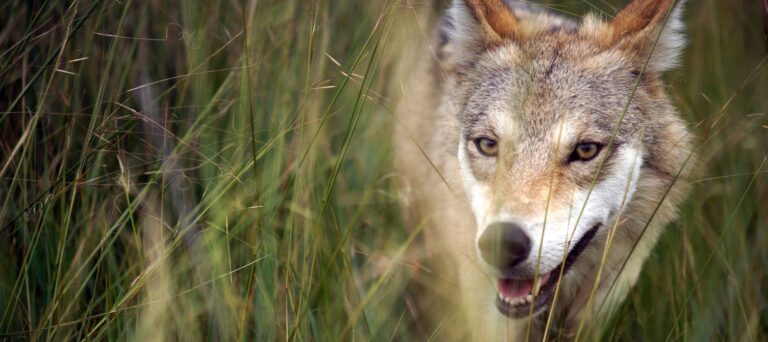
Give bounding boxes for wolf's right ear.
[444,0,520,65]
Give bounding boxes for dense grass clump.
[0,0,766,340]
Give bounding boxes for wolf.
[393,0,693,339]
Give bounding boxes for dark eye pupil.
[577,143,598,159]
[568,143,601,163]
[475,138,498,156]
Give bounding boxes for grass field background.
[1,0,766,340]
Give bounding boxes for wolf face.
[441,0,690,319]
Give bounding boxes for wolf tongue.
[497,278,534,299]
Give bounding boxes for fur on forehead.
[445,0,686,73]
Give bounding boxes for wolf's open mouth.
[495,224,600,319]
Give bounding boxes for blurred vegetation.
[0,0,766,340]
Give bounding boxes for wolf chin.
[394,0,693,339]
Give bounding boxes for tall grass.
[0,0,766,340]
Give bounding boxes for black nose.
[478,222,531,271]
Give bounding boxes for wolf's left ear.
[608,0,686,72]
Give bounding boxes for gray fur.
[393,0,693,339]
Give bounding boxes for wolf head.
[442,0,691,318]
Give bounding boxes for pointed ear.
[444,0,520,65]
[608,0,686,71]
[462,0,521,46]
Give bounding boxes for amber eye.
[474,137,498,157]
[570,142,601,162]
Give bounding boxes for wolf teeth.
[499,293,533,306]
[533,277,543,296]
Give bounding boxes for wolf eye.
[570,142,601,162]
[474,137,498,157]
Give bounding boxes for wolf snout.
[478,222,531,272]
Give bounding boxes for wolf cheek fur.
[394,0,692,339]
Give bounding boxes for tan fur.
[464,0,521,45]
[393,0,692,340]
[611,0,675,41]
